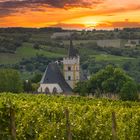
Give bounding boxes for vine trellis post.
[65,108,72,140]
[9,105,16,140]
[112,111,117,140]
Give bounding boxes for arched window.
[53,87,58,94]
[45,87,50,94]
[68,76,71,80]
[68,66,71,71]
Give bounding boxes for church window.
[68,76,71,80]
[68,66,71,71]
[45,87,50,94]
[53,87,58,94]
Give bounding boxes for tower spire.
[68,36,78,58]
[70,36,73,48]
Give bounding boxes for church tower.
[63,39,80,89]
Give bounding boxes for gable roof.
[40,63,72,93]
[68,38,79,58]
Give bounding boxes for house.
[38,39,80,94]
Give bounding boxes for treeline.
[81,55,140,83]
[0,65,139,101]
[74,65,139,101]
[0,27,65,33]
[68,28,140,40]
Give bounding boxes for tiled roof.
[40,63,72,93]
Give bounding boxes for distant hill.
[0,27,140,82]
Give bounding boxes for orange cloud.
[0,0,140,29]
[95,20,140,29]
[51,23,86,29]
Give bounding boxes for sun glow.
[83,21,99,28]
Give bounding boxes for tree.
[32,83,39,92]
[31,73,42,83]
[74,81,89,96]
[119,81,138,101]
[88,65,133,95]
[33,43,40,50]
[23,80,32,93]
[0,69,23,93]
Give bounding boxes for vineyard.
[0,93,140,140]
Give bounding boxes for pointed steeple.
[68,37,78,58]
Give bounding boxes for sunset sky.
[0,0,140,29]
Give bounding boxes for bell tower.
[63,38,80,89]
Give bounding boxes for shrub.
[119,81,138,101]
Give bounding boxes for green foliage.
[23,80,33,93]
[74,81,89,96]
[120,81,138,101]
[31,73,42,83]
[31,83,39,92]
[23,80,39,93]
[0,69,23,93]
[33,43,40,50]
[1,94,140,139]
[88,65,133,95]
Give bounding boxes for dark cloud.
[0,0,102,17]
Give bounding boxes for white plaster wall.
[38,84,63,93]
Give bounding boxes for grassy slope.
[90,54,134,62]
[0,32,137,64]
[0,43,65,64]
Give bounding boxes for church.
[38,39,80,94]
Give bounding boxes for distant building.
[125,39,140,48]
[38,39,80,94]
[51,32,72,39]
[96,39,122,48]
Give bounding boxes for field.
[90,54,134,62]
[0,40,134,65]
[1,93,140,140]
[0,43,65,64]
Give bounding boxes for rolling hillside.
[0,28,140,81]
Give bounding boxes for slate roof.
[68,38,79,58]
[40,63,72,93]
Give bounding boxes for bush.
[119,81,138,101]
[74,81,89,96]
